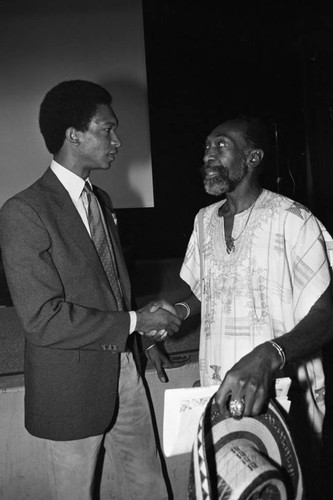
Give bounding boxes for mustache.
[200,164,229,178]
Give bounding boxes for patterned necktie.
[83,182,125,311]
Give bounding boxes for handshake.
[135,298,183,342]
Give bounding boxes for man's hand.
[136,299,181,340]
[146,299,179,316]
[214,342,282,418]
[141,299,181,342]
[142,299,180,341]
[145,344,170,383]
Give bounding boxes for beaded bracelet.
[270,340,286,370]
[175,302,191,320]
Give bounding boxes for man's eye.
[218,141,226,148]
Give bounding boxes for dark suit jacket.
[0,168,143,440]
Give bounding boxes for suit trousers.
[43,352,168,500]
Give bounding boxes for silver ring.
[229,398,245,418]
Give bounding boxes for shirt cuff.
[128,311,137,334]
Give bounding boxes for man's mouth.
[108,151,117,160]
[205,169,219,178]
[201,164,228,183]
[203,164,226,179]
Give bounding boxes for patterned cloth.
[82,182,125,311]
[180,189,333,433]
[189,398,303,500]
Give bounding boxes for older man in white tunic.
[171,115,333,499]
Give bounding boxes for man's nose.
[203,146,215,164]
[111,131,121,148]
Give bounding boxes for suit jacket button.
[101,344,118,351]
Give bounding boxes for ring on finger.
[229,397,245,419]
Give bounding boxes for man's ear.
[247,149,264,168]
[65,127,80,145]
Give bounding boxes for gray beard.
[202,163,248,196]
[204,177,229,196]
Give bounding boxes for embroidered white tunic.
[180,189,333,432]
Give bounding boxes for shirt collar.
[50,160,91,200]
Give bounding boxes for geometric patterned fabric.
[83,182,124,311]
[180,189,333,434]
[189,398,303,500]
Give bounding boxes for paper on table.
[163,385,217,457]
[163,378,292,457]
[275,377,292,413]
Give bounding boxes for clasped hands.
[136,298,181,342]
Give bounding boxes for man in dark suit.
[0,80,181,500]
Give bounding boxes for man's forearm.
[275,283,333,362]
[175,293,201,320]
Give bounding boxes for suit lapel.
[39,169,109,285]
[39,169,132,309]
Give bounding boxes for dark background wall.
[117,0,333,262]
